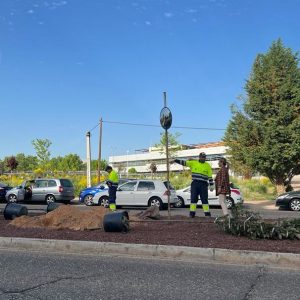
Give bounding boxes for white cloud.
[27,9,35,14]
[145,21,151,26]
[164,12,173,18]
[46,1,68,10]
[186,9,197,13]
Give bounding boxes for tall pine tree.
[224,39,300,193]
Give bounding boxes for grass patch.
[231,177,276,201]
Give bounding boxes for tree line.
[0,138,107,174]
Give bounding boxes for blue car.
[79,182,108,206]
[79,179,133,206]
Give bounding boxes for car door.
[184,186,218,205]
[32,179,48,201]
[16,181,27,201]
[116,181,137,206]
[135,181,155,206]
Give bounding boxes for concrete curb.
[0,237,300,269]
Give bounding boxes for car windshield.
[93,182,107,188]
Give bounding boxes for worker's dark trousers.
[108,185,117,211]
[190,180,211,217]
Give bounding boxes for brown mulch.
[1,207,300,254]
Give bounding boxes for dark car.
[275,191,300,211]
[0,182,12,201]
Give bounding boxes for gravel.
[1,213,300,254]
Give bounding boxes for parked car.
[174,183,243,209]
[79,178,134,206]
[92,179,178,209]
[5,178,75,204]
[275,190,300,211]
[0,182,12,201]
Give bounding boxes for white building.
[109,142,227,174]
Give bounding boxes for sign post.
[160,92,172,219]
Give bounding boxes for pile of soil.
[1,212,300,254]
[10,205,109,231]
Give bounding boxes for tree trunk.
[275,184,285,195]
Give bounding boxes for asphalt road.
[0,250,299,300]
[0,199,299,219]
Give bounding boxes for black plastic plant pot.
[103,211,130,232]
[46,202,63,213]
[3,203,28,220]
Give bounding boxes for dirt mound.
[10,205,109,231]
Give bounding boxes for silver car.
[5,178,75,204]
[175,184,243,209]
[92,179,178,210]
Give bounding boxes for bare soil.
[1,206,300,254]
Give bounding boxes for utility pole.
[97,117,103,183]
[86,131,91,187]
[160,91,172,219]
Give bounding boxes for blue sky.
[1,0,299,161]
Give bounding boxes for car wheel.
[174,196,185,208]
[45,195,56,204]
[8,194,17,203]
[98,196,109,208]
[289,198,300,211]
[83,194,93,206]
[148,197,163,210]
[225,197,234,209]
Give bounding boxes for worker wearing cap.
[173,152,214,217]
[105,165,119,211]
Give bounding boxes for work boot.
[204,212,211,217]
[189,211,195,218]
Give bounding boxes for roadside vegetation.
[231,177,277,201]
[0,171,277,201]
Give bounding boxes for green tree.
[224,40,300,194]
[15,153,38,172]
[128,167,137,174]
[32,138,52,171]
[60,154,83,171]
[90,159,107,171]
[49,156,64,172]
[0,159,5,174]
[155,132,181,159]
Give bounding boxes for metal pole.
[86,131,91,187]
[97,118,103,183]
[164,91,171,219]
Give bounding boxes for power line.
[88,120,226,132]
[102,120,226,131]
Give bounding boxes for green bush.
[215,204,300,240]
[230,177,276,201]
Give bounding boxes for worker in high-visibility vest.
[173,152,214,217]
[105,165,119,211]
